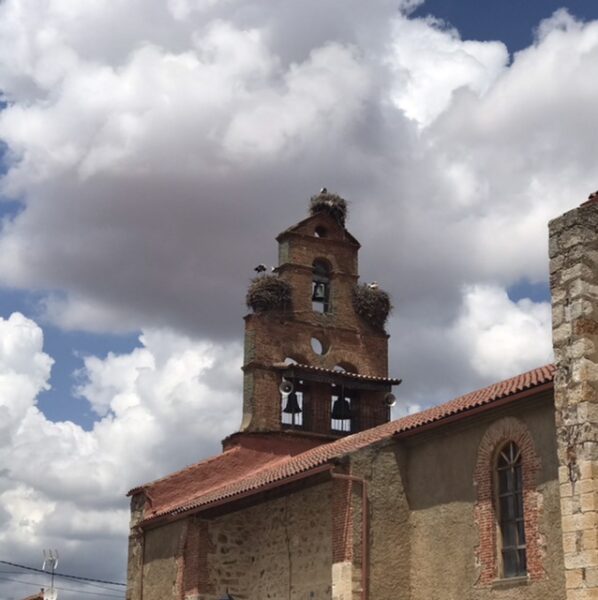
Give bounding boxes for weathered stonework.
[203,482,333,600]
[550,197,598,600]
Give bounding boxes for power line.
[0,560,126,587]
[0,569,126,594]
[0,575,125,598]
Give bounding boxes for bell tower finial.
[240,190,400,437]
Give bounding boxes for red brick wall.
[180,518,213,597]
[473,417,543,585]
[332,477,354,563]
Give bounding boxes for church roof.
[272,362,402,385]
[133,363,555,525]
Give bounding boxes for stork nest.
[246,275,292,313]
[309,191,348,226]
[352,284,392,330]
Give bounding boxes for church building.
[125,190,598,600]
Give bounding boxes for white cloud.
[0,313,242,594]
[450,285,552,380]
[0,2,597,593]
[388,16,508,126]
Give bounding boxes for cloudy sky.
[1,0,598,597]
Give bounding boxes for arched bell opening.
[280,377,305,429]
[330,384,357,434]
[312,259,331,313]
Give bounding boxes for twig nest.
[352,284,392,330]
[309,191,348,226]
[246,275,292,313]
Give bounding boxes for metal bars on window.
[497,441,527,578]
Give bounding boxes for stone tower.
[549,192,598,599]
[241,191,400,437]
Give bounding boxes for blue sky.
[413,0,598,50]
[1,0,597,595]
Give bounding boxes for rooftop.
[132,363,555,525]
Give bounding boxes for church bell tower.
[241,190,400,438]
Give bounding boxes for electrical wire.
[0,570,125,594]
[0,560,126,586]
[0,575,125,598]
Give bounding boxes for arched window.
[496,441,527,578]
[312,260,331,313]
[474,418,541,585]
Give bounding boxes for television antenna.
[42,549,59,600]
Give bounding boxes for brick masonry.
[473,417,544,584]
[241,209,391,436]
[550,196,598,599]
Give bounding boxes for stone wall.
[350,397,565,600]
[549,195,598,599]
[354,443,411,600]
[406,399,565,600]
[142,520,187,600]
[134,482,333,600]
[203,481,333,600]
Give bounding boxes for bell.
[312,282,327,302]
[282,391,302,414]
[331,395,351,420]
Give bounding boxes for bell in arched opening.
[282,391,302,415]
[312,260,331,313]
[331,392,352,420]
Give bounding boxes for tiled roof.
[132,434,325,520]
[137,364,555,523]
[273,362,402,385]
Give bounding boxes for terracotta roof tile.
[138,364,555,523]
[133,434,325,520]
[273,362,401,385]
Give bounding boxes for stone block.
[586,567,598,587]
[332,561,355,600]
[582,527,598,551]
[566,568,585,589]
[554,322,573,346]
[564,532,579,554]
[579,479,597,495]
[579,462,598,481]
[565,549,598,569]
[566,588,598,600]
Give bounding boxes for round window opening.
[314,226,328,238]
[311,336,328,355]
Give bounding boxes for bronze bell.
[282,391,302,414]
[331,395,351,420]
[312,282,327,302]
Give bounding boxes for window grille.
[497,441,527,578]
